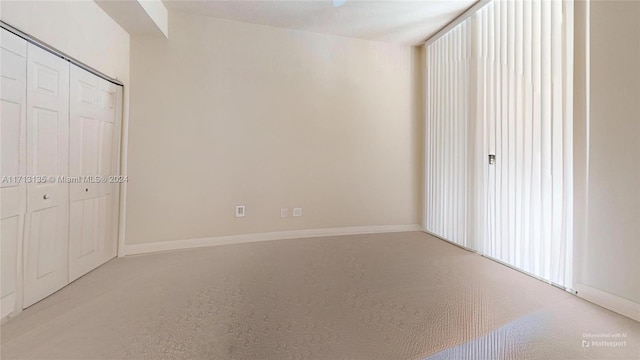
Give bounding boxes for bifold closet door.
[23,44,70,307]
[1,29,27,317]
[68,66,119,282]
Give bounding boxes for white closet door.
[97,79,120,264]
[23,44,70,307]
[68,66,118,281]
[1,29,27,318]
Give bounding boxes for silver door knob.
[489,154,496,165]
[43,194,50,200]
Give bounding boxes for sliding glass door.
[424,0,573,288]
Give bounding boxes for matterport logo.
[582,332,628,348]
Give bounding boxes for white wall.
[574,0,640,321]
[127,12,422,245]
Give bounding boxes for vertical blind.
[424,0,573,287]
[424,21,472,247]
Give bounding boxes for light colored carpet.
[1,231,638,359]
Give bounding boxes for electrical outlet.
[235,205,245,218]
[280,208,288,218]
[293,207,303,217]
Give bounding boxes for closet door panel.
[98,79,117,191]
[69,198,99,279]
[97,194,114,263]
[69,66,100,280]
[1,28,27,318]
[1,216,20,317]
[69,69,99,200]
[98,80,119,262]
[98,79,120,262]
[69,67,119,281]
[23,44,70,308]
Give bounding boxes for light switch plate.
[293,207,302,217]
[281,208,288,218]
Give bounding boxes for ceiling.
[163,0,477,45]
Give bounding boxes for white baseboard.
[124,224,422,256]
[574,283,640,322]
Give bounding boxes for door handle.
[43,194,50,200]
[489,154,496,165]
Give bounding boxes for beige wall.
[127,12,422,245]
[574,0,640,310]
